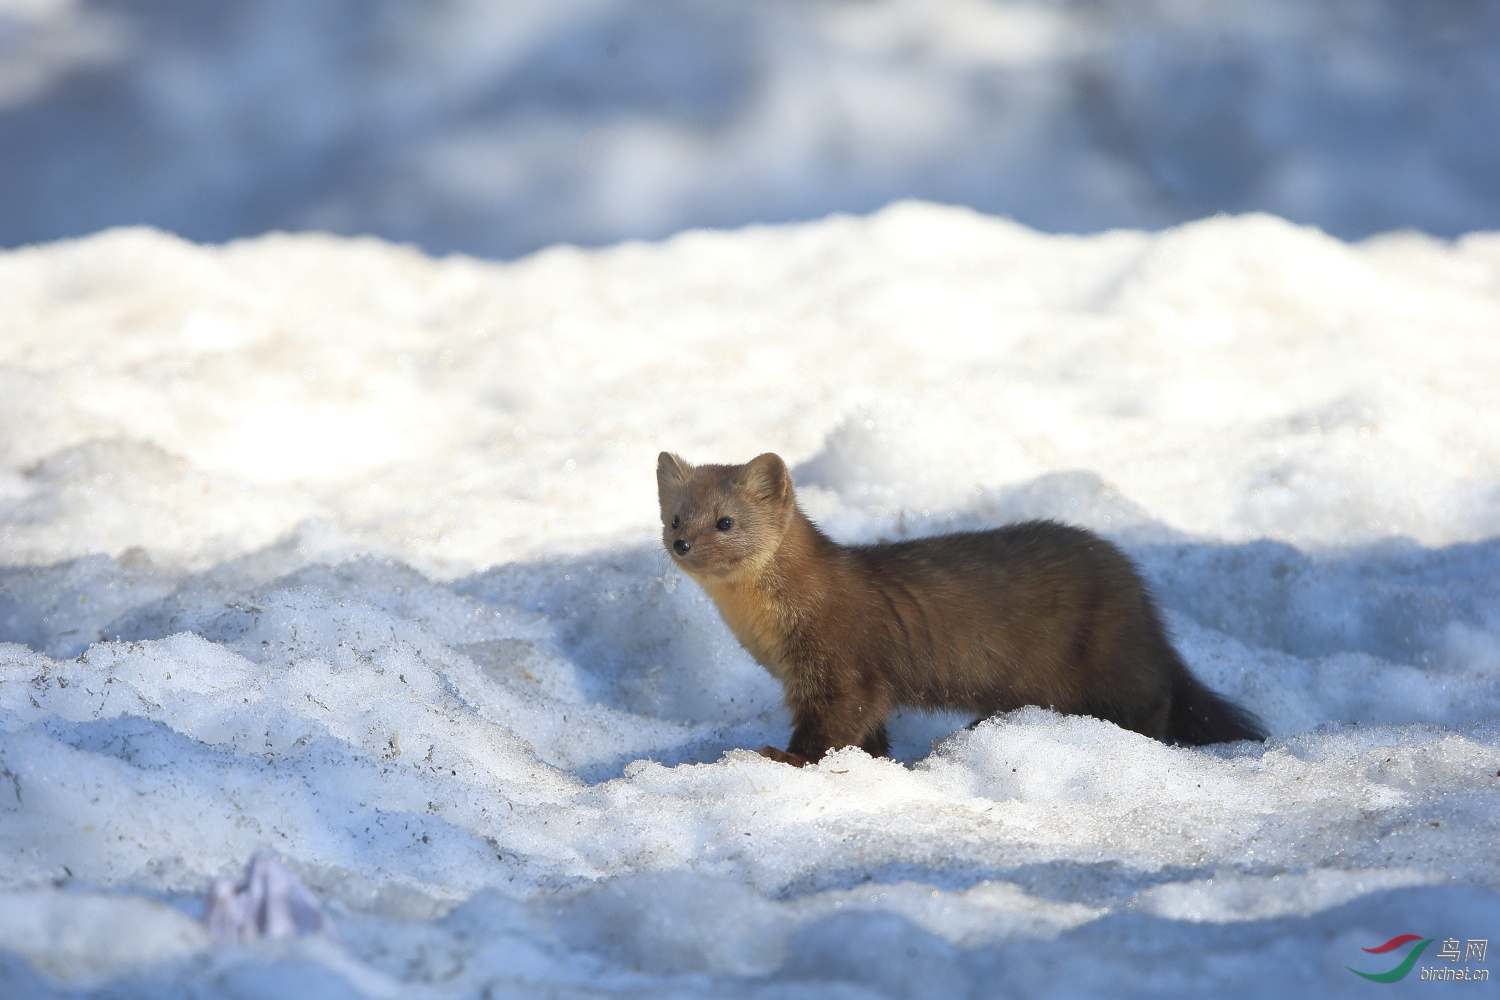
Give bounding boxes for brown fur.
[657,451,1265,766]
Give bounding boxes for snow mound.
[0,207,1498,995]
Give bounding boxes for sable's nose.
[673,538,690,555]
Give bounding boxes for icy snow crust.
[1,206,1499,996]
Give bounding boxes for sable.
[657,451,1265,766]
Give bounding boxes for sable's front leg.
[784,694,888,764]
[758,716,885,767]
[755,716,840,767]
[757,745,809,767]
[785,720,845,764]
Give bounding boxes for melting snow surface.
[1,205,1499,996]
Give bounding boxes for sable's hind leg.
[1139,695,1172,743]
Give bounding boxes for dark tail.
[1166,670,1266,745]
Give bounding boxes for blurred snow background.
[3,1,1500,997]
[0,0,1498,256]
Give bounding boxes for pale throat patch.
[696,573,793,682]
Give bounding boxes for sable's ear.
[737,453,792,505]
[656,452,691,508]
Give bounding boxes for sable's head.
[657,452,794,578]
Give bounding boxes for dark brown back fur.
[657,451,1264,764]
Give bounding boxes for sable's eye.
[670,516,679,529]
[716,517,733,531]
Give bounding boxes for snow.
[1,204,1499,996]
[2,1,1500,255]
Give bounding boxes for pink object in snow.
[202,853,337,946]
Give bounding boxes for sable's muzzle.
[673,538,690,555]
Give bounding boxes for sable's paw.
[757,746,809,767]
